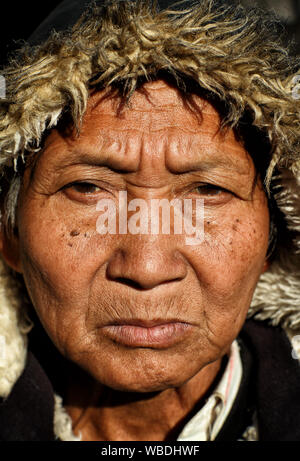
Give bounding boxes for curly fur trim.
[0,259,31,398]
[1,0,300,178]
[249,168,300,330]
[54,394,81,441]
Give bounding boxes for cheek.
[17,196,118,345]
[18,196,112,288]
[203,216,267,290]
[181,198,269,341]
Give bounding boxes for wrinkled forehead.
[82,80,222,136]
[41,80,253,177]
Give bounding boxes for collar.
[177,340,242,441]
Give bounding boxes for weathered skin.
[0,80,270,440]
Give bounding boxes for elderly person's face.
[2,80,269,392]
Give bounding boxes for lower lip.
[102,322,192,348]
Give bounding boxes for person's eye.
[64,182,101,194]
[194,184,229,196]
[60,181,106,204]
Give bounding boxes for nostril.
[107,275,185,291]
[110,276,145,290]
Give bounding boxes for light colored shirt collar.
[177,340,242,441]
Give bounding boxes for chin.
[101,377,183,394]
[84,358,191,393]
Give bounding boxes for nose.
[106,237,188,290]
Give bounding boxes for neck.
[64,358,223,441]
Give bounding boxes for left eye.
[195,184,226,196]
[64,182,101,194]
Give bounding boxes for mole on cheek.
[70,230,80,237]
[232,219,241,232]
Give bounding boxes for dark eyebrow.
[54,147,140,173]
[168,155,252,176]
[49,152,251,180]
[26,145,136,189]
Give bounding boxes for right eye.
[61,181,106,204]
[64,182,101,194]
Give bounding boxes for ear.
[0,225,22,273]
[261,258,270,274]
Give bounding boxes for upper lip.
[105,319,189,328]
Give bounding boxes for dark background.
[242,0,300,54]
[0,0,300,66]
[0,2,62,65]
